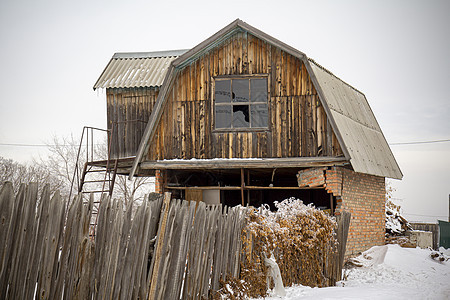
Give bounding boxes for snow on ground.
[256,244,450,300]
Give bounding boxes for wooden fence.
[0,182,245,300]
[1,182,349,299]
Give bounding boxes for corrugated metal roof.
[308,60,402,179]
[93,49,188,90]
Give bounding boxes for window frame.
[212,74,270,132]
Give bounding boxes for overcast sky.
[0,0,449,223]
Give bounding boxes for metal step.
[83,180,112,184]
[81,190,110,194]
[84,169,114,173]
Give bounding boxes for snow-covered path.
[257,244,450,300]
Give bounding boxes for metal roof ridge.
[113,49,189,59]
[308,58,365,97]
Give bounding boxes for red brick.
[322,167,385,256]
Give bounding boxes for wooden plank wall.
[146,32,343,161]
[107,87,158,158]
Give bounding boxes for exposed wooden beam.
[165,185,324,191]
[166,186,241,190]
[140,157,348,170]
[245,186,324,190]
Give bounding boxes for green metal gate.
[438,220,450,249]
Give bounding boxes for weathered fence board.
[334,210,351,283]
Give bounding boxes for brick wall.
[298,167,385,256]
[155,170,164,194]
[296,168,326,187]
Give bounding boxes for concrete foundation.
[407,230,433,249]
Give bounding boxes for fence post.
[147,192,171,300]
[335,210,351,282]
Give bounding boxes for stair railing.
[68,126,111,205]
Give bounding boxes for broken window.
[214,76,268,129]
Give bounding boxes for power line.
[389,139,450,145]
[0,143,50,147]
[403,212,448,218]
[1,138,449,148]
[0,143,105,148]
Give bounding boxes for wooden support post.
[163,170,168,193]
[155,170,164,194]
[247,170,250,206]
[330,193,334,215]
[241,168,245,206]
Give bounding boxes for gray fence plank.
[38,191,66,300]
[32,185,52,300]
[51,194,81,300]
[104,200,124,300]
[154,200,180,300]
[147,192,172,300]
[11,184,38,299]
[134,202,154,299]
[126,202,148,300]
[185,202,207,299]
[335,211,351,281]
[163,200,191,300]
[200,206,220,298]
[7,184,30,299]
[64,194,85,299]
[0,182,14,279]
[112,201,133,299]
[211,207,225,291]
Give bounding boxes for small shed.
[94,19,402,256]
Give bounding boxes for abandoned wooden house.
[93,19,402,256]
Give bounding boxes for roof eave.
[93,56,115,90]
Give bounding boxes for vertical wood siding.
[107,87,159,158]
[146,32,343,160]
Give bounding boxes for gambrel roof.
[123,19,402,179]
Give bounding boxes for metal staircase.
[69,126,118,233]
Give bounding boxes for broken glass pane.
[215,80,231,103]
[232,105,250,128]
[215,105,232,128]
[232,79,249,103]
[251,78,267,102]
[251,104,269,127]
